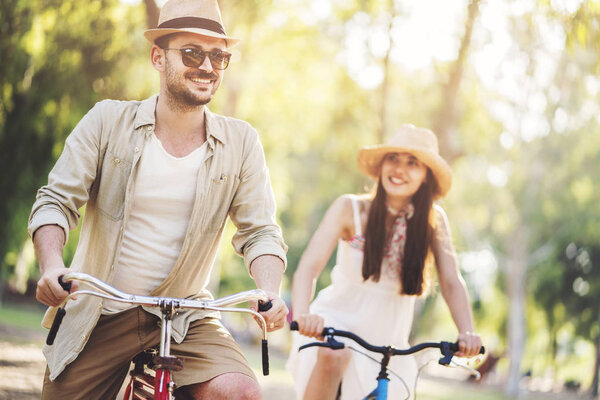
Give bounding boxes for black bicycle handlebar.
[257,300,272,375]
[45,275,72,345]
[290,321,484,365]
[46,307,66,345]
[58,275,72,292]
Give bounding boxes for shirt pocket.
[202,173,240,232]
[95,150,132,220]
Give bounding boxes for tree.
[0,0,148,299]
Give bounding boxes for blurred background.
[1,0,599,399]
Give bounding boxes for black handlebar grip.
[261,339,269,376]
[46,307,66,345]
[258,300,272,312]
[290,321,299,331]
[257,300,271,375]
[452,342,486,354]
[58,275,72,292]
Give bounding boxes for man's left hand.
[251,292,288,332]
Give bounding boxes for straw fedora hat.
[357,124,452,198]
[144,0,240,49]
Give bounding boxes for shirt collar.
[133,95,158,130]
[133,95,227,145]
[204,106,227,145]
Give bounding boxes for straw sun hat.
[144,0,240,49]
[357,124,453,198]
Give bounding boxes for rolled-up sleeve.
[229,126,287,271]
[28,103,102,242]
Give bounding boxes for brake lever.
[450,359,482,380]
[438,341,454,366]
[326,336,345,350]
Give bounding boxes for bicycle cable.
[347,345,411,400]
[413,351,439,400]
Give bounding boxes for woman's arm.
[432,206,482,357]
[292,195,355,337]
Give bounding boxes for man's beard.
[164,60,219,112]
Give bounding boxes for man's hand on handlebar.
[251,291,288,332]
[36,267,78,307]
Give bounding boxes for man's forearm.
[249,255,285,294]
[33,225,66,274]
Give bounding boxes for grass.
[0,302,46,332]
[417,378,510,400]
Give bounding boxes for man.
[29,0,288,398]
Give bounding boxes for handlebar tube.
[290,321,485,365]
[56,272,270,334]
[47,272,273,375]
[291,321,485,398]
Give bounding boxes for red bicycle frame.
[123,299,183,400]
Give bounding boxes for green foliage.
[0,0,149,289]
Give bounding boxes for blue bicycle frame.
[365,377,388,400]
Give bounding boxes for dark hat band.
[158,17,226,35]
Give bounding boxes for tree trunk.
[377,0,397,144]
[505,226,527,398]
[143,0,159,29]
[550,326,558,381]
[432,0,480,163]
[378,42,392,144]
[590,306,600,398]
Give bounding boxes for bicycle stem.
[159,299,179,358]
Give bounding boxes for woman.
[286,124,482,400]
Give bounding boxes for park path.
[0,324,586,400]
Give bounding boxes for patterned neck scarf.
[383,202,415,278]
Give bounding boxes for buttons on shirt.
[113,158,121,165]
[213,173,228,184]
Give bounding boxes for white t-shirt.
[103,133,207,313]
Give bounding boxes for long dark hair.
[361,169,437,295]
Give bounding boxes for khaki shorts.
[42,307,256,400]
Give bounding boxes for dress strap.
[350,195,363,236]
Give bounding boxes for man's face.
[161,33,227,110]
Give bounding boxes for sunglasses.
[163,48,231,70]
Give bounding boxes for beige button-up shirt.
[28,95,287,380]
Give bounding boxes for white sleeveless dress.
[286,196,418,400]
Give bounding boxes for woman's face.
[380,152,428,201]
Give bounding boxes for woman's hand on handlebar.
[36,267,78,307]
[295,314,325,340]
[455,331,482,358]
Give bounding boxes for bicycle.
[46,272,273,400]
[290,321,485,400]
